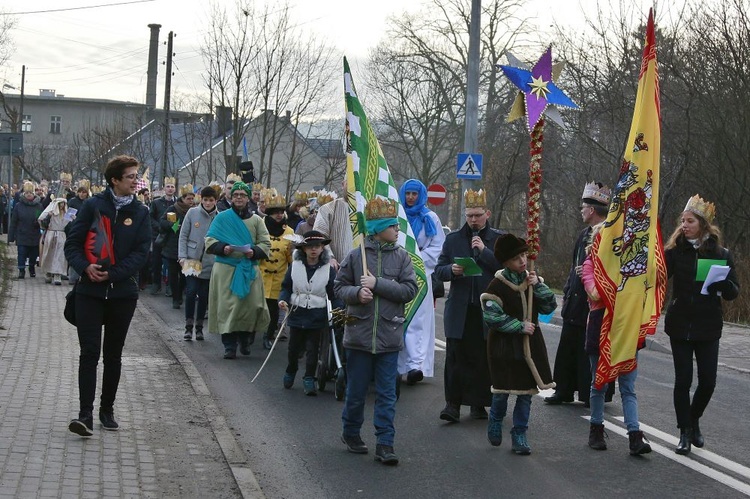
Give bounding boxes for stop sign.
[427,183,447,205]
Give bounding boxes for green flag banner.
[343,57,427,327]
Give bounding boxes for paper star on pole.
[497,46,579,132]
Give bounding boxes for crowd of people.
[3,158,739,466]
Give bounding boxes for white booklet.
[700,265,731,295]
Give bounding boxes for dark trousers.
[286,326,323,378]
[139,250,152,287]
[670,337,720,429]
[266,298,280,336]
[1,213,7,234]
[444,306,492,407]
[167,258,185,303]
[552,322,592,402]
[151,244,163,286]
[17,244,39,272]
[184,276,209,322]
[75,294,138,414]
[221,331,255,349]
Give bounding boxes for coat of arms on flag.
[591,9,667,388]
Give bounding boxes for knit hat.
[494,233,529,264]
[230,181,252,196]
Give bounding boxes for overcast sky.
[2,0,668,106]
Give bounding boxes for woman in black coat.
[64,155,151,436]
[664,195,739,455]
[159,185,194,309]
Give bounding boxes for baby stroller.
[316,300,346,400]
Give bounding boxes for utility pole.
[457,0,481,228]
[161,31,174,181]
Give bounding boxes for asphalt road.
[144,295,750,499]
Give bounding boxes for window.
[21,114,32,133]
[50,116,61,134]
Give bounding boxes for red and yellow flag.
[591,9,667,389]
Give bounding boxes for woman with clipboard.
[664,195,740,455]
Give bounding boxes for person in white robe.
[38,197,71,285]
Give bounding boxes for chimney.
[146,24,162,111]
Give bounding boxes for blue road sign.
[457,153,482,179]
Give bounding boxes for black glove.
[707,280,733,295]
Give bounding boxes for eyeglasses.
[232,192,248,198]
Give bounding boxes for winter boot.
[675,428,692,455]
[628,430,652,456]
[184,320,194,341]
[487,418,503,447]
[15,269,25,279]
[691,418,704,448]
[194,322,204,341]
[588,423,607,450]
[68,411,94,437]
[510,429,531,455]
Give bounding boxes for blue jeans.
[489,393,532,432]
[589,354,640,432]
[17,244,39,272]
[184,276,209,322]
[342,349,398,446]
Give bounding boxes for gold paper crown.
[464,189,487,209]
[684,194,716,224]
[209,181,223,198]
[164,176,176,186]
[180,184,194,197]
[316,190,337,206]
[59,172,72,182]
[293,191,311,204]
[22,181,34,193]
[77,179,90,190]
[91,185,104,194]
[225,173,242,184]
[262,188,287,209]
[365,197,398,220]
[582,182,611,205]
[251,182,264,193]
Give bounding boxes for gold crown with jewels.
[59,172,72,182]
[180,183,194,197]
[251,182,264,193]
[365,196,398,220]
[164,176,176,186]
[684,194,716,224]
[464,188,487,209]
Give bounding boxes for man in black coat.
[434,189,504,422]
[546,182,612,406]
[148,176,177,294]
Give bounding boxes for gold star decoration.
[528,75,550,99]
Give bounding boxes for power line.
[3,0,156,16]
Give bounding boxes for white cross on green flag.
[343,57,427,327]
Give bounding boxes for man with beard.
[434,189,504,422]
[205,181,271,359]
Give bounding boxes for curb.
[138,301,265,499]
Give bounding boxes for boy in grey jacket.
[334,197,418,466]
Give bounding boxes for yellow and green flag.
[343,57,427,326]
[591,9,667,388]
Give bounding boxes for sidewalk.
[0,239,254,498]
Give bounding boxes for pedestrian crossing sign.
[457,153,482,179]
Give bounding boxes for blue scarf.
[399,179,437,238]
[206,209,257,298]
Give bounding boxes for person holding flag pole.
[335,58,420,465]
[588,8,667,454]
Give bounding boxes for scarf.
[366,217,398,235]
[264,215,287,237]
[109,188,133,210]
[399,179,437,238]
[206,209,257,298]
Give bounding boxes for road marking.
[615,417,750,482]
[582,416,750,497]
[435,338,446,352]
